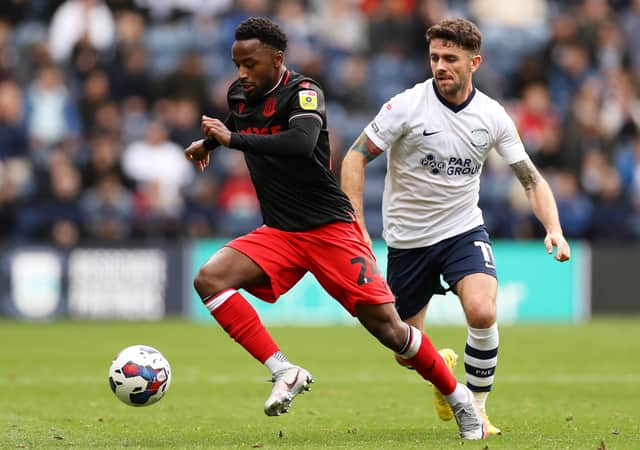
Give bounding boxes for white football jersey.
[365,78,528,249]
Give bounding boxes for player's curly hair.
[235,17,288,52]
[426,18,482,54]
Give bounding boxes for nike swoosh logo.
[284,369,301,390]
[423,130,441,136]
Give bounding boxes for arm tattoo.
[511,159,540,191]
[349,131,383,162]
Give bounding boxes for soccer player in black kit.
[185,17,486,439]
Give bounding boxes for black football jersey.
[226,69,355,231]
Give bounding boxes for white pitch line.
[0,374,639,386]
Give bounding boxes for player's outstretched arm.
[185,139,211,172]
[341,131,383,248]
[510,158,571,262]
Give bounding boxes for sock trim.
[398,325,422,359]
[203,288,237,312]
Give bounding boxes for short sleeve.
[288,81,325,126]
[493,105,529,165]
[364,93,410,152]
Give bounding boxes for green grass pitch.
[1,318,639,449]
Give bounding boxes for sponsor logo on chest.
[420,154,482,176]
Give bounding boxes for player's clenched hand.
[544,232,571,262]
[202,115,231,147]
[185,139,210,172]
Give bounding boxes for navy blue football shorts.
[387,225,498,320]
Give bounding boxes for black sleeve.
[203,137,219,151]
[203,114,235,151]
[229,115,322,157]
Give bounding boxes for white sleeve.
[364,92,410,151]
[493,105,529,164]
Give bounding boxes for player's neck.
[435,81,474,107]
[264,66,287,97]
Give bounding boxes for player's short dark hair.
[235,17,288,52]
[426,18,482,54]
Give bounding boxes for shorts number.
[350,256,381,285]
[473,241,495,269]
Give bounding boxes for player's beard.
[436,76,464,97]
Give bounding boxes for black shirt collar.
[432,80,476,113]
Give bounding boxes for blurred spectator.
[217,0,271,53]
[24,64,82,164]
[274,0,319,71]
[155,52,209,109]
[167,97,201,148]
[589,165,633,240]
[599,68,640,145]
[0,20,17,82]
[0,0,63,25]
[312,0,368,56]
[549,170,593,238]
[0,2,639,242]
[548,42,593,118]
[81,172,133,240]
[0,159,31,236]
[92,100,122,137]
[367,0,425,58]
[16,151,83,246]
[182,175,219,237]
[109,44,152,103]
[0,80,28,159]
[594,19,628,71]
[470,0,548,76]
[68,40,101,86]
[581,148,612,196]
[48,0,116,63]
[621,0,640,70]
[574,0,617,64]
[215,151,261,236]
[81,132,132,189]
[561,78,603,172]
[78,69,111,132]
[511,83,560,157]
[120,96,149,144]
[113,9,145,49]
[325,54,372,114]
[122,121,194,235]
[132,0,232,22]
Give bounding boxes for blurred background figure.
[0,0,637,242]
[48,0,115,64]
[121,120,194,238]
[25,64,82,165]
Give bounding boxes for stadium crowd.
[0,0,639,246]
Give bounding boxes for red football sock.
[400,326,457,395]
[203,289,279,363]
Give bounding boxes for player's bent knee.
[193,264,229,299]
[464,298,496,328]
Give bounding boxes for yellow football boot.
[433,348,458,421]
[481,409,502,435]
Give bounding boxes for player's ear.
[273,50,284,68]
[470,54,482,73]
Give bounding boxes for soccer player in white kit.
[341,18,571,436]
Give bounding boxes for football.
[108,345,172,407]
